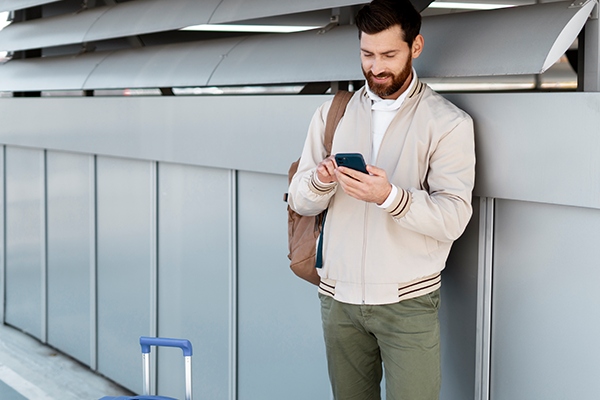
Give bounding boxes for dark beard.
[364,58,412,98]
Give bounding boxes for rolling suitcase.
[100,336,193,400]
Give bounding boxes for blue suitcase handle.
[139,336,193,357]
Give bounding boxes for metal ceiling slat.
[0,52,110,91]
[207,0,367,24]
[0,0,594,91]
[82,0,220,42]
[207,26,361,86]
[417,0,596,77]
[82,38,245,90]
[0,0,368,52]
[0,0,221,52]
[0,7,106,51]
[0,0,62,13]
[208,0,435,24]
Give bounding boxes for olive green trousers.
[319,290,441,400]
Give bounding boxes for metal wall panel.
[46,150,93,366]
[491,199,600,399]
[439,199,480,400]
[96,156,155,392]
[0,93,598,211]
[4,146,45,340]
[0,96,325,175]
[443,92,600,210]
[157,163,232,400]
[236,171,330,400]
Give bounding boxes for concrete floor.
[0,324,134,400]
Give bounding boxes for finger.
[337,166,365,182]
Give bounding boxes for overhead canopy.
[0,0,594,91]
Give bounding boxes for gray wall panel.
[46,151,92,366]
[439,199,479,400]
[444,92,600,210]
[157,163,231,400]
[96,156,155,392]
[491,200,600,399]
[1,93,599,210]
[0,96,325,176]
[236,171,330,400]
[4,146,44,340]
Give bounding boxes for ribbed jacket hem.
[318,272,442,305]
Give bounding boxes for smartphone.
[335,153,368,174]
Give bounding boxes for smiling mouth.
[373,76,390,82]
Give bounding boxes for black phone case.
[335,153,368,174]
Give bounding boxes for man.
[288,0,475,398]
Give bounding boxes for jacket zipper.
[361,202,369,304]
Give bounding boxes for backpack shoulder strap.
[324,90,353,156]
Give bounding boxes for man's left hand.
[335,164,392,205]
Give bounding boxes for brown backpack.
[285,90,353,285]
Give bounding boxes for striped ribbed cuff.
[309,170,337,195]
[384,187,412,219]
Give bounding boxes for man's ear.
[411,34,424,59]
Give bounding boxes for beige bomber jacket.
[288,80,476,305]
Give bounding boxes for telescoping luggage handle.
[139,337,193,400]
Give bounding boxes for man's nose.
[370,59,386,75]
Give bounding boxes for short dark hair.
[355,0,422,47]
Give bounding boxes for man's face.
[360,25,423,100]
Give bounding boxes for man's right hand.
[316,155,338,184]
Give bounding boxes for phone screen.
[335,153,368,174]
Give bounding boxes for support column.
[582,4,600,91]
[475,197,495,400]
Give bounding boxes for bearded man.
[287,0,475,398]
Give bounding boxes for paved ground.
[0,324,133,400]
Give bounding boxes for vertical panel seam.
[0,145,5,324]
[90,154,98,371]
[150,160,158,395]
[41,149,48,343]
[229,169,238,400]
